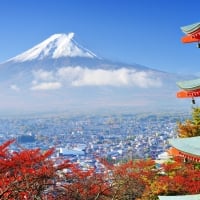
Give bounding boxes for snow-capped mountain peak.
[9,33,98,62]
[0,32,192,114]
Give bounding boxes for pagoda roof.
[181,22,200,34]
[159,194,200,200]
[181,22,200,43]
[168,136,200,157]
[176,78,200,91]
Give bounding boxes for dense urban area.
[0,111,190,169]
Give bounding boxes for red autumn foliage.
[111,159,158,200]
[149,157,200,198]
[0,140,58,199]
[0,140,112,200]
[0,140,200,200]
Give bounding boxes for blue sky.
[0,0,200,75]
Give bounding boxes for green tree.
[177,107,200,138]
[192,107,200,125]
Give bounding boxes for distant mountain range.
[0,33,196,115]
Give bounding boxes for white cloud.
[56,67,162,87]
[56,66,83,83]
[71,68,129,86]
[31,82,62,91]
[32,69,54,81]
[10,84,20,91]
[30,66,162,90]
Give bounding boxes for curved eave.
[181,34,200,43]
[176,89,200,98]
[168,137,200,157]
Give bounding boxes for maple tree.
[0,139,60,199]
[148,157,200,199]
[0,139,200,200]
[110,159,158,200]
[0,140,112,200]
[61,165,112,200]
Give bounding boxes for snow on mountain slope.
[8,33,97,62]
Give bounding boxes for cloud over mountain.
[30,67,162,90]
[31,82,62,91]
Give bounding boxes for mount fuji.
[0,33,195,115]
